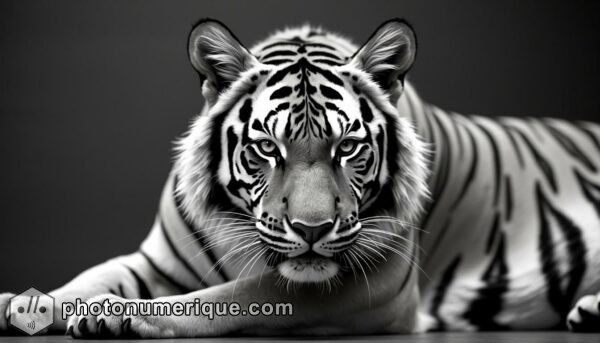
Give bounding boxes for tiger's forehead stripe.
[256,35,349,67]
[244,32,371,142]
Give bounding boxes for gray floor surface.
[0,332,599,343]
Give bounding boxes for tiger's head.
[176,19,429,284]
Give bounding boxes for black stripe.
[206,111,238,211]
[159,217,210,288]
[375,126,385,179]
[264,102,289,124]
[270,86,292,100]
[354,151,374,176]
[537,183,565,318]
[450,127,479,211]
[259,230,293,245]
[544,122,597,172]
[349,119,361,133]
[261,41,301,50]
[463,232,508,330]
[475,122,502,205]
[511,127,558,193]
[504,175,513,222]
[226,126,258,207]
[266,57,343,88]
[429,255,462,331]
[252,119,266,133]
[325,102,349,122]
[263,59,294,65]
[262,50,297,59]
[502,124,525,168]
[238,98,253,122]
[312,59,343,66]
[359,98,373,122]
[140,250,192,293]
[313,67,343,86]
[304,42,336,50]
[430,108,452,202]
[173,176,230,282]
[574,122,600,152]
[307,51,341,59]
[327,230,360,245]
[125,266,152,299]
[240,151,259,174]
[536,182,587,322]
[574,168,600,218]
[484,213,501,254]
[266,62,296,86]
[320,85,342,100]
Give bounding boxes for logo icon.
[9,288,54,335]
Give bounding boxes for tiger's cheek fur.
[256,169,287,221]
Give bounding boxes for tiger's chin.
[277,256,340,283]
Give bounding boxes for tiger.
[1,18,600,338]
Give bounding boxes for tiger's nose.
[290,221,334,244]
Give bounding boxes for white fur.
[278,258,340,283]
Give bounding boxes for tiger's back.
[401,88,600,330]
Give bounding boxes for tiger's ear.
[350,19,417,93]
[188,19,258,99]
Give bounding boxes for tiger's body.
[1,19,599,337]
[401,86,600,330]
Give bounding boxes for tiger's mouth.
[277,251,340,283]
[255,214,360,283]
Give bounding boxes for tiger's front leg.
[0,252,178,334]
[67,252,419,338]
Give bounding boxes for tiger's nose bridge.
[285,163,338,225]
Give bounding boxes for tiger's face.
[221,66,392,282]
[182,19,428,284]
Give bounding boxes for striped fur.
[1,19,599,337]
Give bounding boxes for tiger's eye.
[261,141,275,152]
[337,139,357,156]
[257,139,279,156]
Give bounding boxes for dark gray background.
[1,0,598,292]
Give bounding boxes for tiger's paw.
[416,312,438,332]
[0,293,15,333]
[66,294,176,338]
[567,294,600,332]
